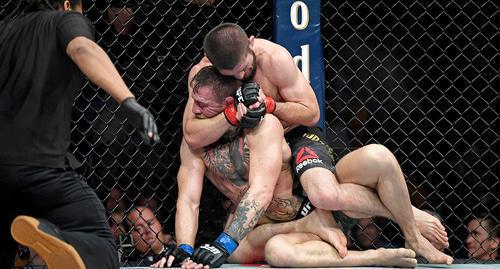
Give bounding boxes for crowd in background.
[1,0,497,267]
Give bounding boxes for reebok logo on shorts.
[295,147,323,173]
[296,147,319,163]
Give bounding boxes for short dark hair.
[191,66,241,101]
[470,213,499,238]
[203,23,249,70]
[14,0,81,15]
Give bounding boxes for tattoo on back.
[202,136,249,187]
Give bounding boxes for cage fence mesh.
[1,0,498,267]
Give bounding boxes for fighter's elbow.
[183,130,204,150]
[310,112,320,125]
[303,111,320,127]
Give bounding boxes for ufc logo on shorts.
[300,202,312,217]
[304,133,320,142]
[201,244,221,255]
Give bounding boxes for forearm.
[67,37,133,103]
[223,114,282,240]
[224,189,272,242]
[273,101,319,127]
[183,113,231,149]
[175,198,199,246]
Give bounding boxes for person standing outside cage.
[182,22,452,264]
[0,0,159,268]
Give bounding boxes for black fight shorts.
[285,126,336,179]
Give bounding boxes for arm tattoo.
[225,192,266,241]
[265,195,303,221]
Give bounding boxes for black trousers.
[0,165,119,269]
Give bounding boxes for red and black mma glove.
[121,97,160,145]
[237,82,260,106]
[192,232,238,268]
[239,82,276,113]
[224,83,266,129]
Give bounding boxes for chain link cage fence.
[1,0,498,267]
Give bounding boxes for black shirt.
[0,10,94,168]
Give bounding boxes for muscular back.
[202,135,250,205]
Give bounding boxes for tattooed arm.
[265,195,304,221]
[223,114,284,242]
[189,116,286,267]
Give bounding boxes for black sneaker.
[10,215,86,269]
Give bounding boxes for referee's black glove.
[121,97,160,145]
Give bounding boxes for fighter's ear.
[248,36,255,48]
[224,96,234,106]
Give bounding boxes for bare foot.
[295,209,348,257]
[413,207,449,250]
[406,234,453,264]
[373,248,417,267]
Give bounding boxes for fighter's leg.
[304,148,448,251]
[412,207,448,249]
[291,128,393,219]
[335,144,452,264]
[264,232,417,268]
[264,138,304,221]
[228,208,350,264]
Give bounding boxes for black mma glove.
[192,232,238,268]
[239,82,276,113]
[121,97,160,145]
[153,244,193,267]
[224,100,266,129]
[224,82,266,129]
[236,82,260,106]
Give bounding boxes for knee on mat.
[264,235,296,267]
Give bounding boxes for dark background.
[1,0,497,265]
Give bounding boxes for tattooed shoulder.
[202,136,249,186]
